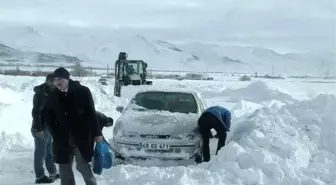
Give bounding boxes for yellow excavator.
[114,52,153,97]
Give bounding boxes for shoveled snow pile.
[207,94,336,185]
[103,94,335,185]
[0,84,23,104]
[77,77,128,112]
[232,99,288,118]
[221,81,296,104]
[0,132,32,154]
[231,99,263,118]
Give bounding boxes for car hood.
[115,110,199,135]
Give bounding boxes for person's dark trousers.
[58,137,97,185]
[198,112,227,162]
[31,127,57,180]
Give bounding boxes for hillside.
[0,26,334,76]
[0,42,83,66]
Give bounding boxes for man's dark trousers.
[32,127,57,179]
[198,112,227,162]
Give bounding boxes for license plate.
[141,143,170,150]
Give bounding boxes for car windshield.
[129,92,198,114]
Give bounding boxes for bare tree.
[71,62,89,77]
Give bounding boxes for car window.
[130,92,198,114]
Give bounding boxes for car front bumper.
[112,139,202,160]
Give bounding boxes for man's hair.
[45,74,54,82]
[107,117,113,123]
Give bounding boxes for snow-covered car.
[111,89,206,164]
[98,78,107,85]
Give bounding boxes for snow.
[206,81,297,104]
[0,1,335,184]
[222,94,336,185]
[0,75,335,185]
[0,10,335,76]
[0,31,334,76]
[137,86,199,95]
[116,109,200,134]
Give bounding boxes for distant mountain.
[0,42,83,65]
[0,43,24,62]
[174,42,335,76]
[0,26,334,76]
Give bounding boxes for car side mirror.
[116,106,124,113]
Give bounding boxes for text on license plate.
[141,143,170,150]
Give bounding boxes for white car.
[111,88,206,164]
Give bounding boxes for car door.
[194,93,206,114]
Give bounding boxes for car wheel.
[195,154,202,164]
[194,145,203,164]
[196,140,204,164]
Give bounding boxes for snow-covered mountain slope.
[0,42,83,66]
[177,42,336,76]
[0,25,334,76]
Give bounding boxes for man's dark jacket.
[202,106,231,131]
[45,80,102,164]
[31,83,51,131]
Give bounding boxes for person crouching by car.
[96,111,114,131]
[95,111,113,146]
[198,106,231,162]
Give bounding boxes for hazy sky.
[0,0,335,53]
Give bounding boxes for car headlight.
[171,135,184,140]
[185,134,195,140]
[119,131,138,138]
[127,132,138,138]
[121,131,127,137]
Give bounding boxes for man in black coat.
[31,74,59,184]
[45,67,103,185]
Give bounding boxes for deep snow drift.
[0,75,335,185]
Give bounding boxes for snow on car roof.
[136,87,198,95]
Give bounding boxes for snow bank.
[206,94,336,185]
[222,81,296,103]
[102,94,336,185]
[78,78,128,112]
[201,81,296,104]
[231,99,288,118]
[0,84,23,104]
[231,99,263,118]
[0,76,126,145]
[200,81,296,111]
[0,132,32,154]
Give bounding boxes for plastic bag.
[92,141,115,175]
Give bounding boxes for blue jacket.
[203,106,231,131]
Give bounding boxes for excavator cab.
[114,52,152,97]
